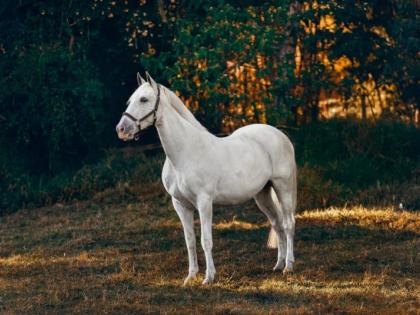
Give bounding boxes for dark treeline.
[0,1,418,211]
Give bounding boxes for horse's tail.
[266,186,282,248]
[267,227,277,248]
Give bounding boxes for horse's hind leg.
[254,184,287,271]
[272,173,297,274]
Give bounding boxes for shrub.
[297,164,349,211]
[0,149,164,214]
[291,119,420,188]
[0,45,104,173]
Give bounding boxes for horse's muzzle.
[116,121,135,141]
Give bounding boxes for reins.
[122,84,161,140]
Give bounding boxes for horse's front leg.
[197,196,216,285]
[172,197,199,285]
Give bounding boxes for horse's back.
[231,124,290,143]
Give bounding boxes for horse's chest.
[162,162,198,202]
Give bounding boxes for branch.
[157,0,168,23]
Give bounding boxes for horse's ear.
[145,71,158,90]
[137,72,146,86]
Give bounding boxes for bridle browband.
[122,84,161,140]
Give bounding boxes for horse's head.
[116,72,161,141]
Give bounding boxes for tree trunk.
[277,1,301,124]
[157,0,168,23]
[311,99,319,121]
[279,1,301,64]
[361,95,367,120]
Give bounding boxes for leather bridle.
[122,84,161,140]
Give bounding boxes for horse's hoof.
[282,261,294,274]
[183,273,197,286]
[202,277,214,285]
[202,273,215,285]
[282,267,293,275]
[273,260,285,271]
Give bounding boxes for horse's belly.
[213,192,258,206]
[213,170,270,205]
[213,183,267,205]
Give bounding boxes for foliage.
[325,0,419,120]
[292,119,420,209]
[386,0,420,111]
[292,119,419,186]
[0,46,103,172]
[0,0,103,173]
[142,0,419,126]
[0,149,163,214]
[0,0,175,174]
[160,3,291,131]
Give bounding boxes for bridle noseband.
[122,84,161,140]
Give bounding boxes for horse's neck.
[164,87,207,132]
[156,98,209,168]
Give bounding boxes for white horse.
[116,73,297,285]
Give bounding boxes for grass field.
[0,181,419,314]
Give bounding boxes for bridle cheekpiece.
[122,84,161,140]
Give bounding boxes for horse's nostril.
[118,125,125,133]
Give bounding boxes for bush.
[291,119,420,188]
[297,164,349,211]
[288,119,419,210]
[0,149,164,214]
[0,45,104,173]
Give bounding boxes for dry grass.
[0,184,419,314]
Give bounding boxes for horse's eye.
[140,97,148,103]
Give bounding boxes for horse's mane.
[162,86,207,131]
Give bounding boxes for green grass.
[0,181,418,314]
